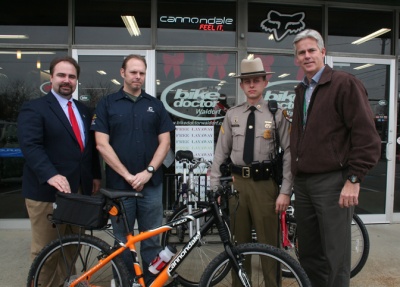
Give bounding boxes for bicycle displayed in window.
[27,176,311,287]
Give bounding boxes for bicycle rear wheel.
[27,233,130,287]
[281,213,370,278]
[199,242,311,287]
[350,213,370,277]
[161,202,224,287]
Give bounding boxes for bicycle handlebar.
[175,150,212,168]
[210,176,235,200]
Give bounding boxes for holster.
[251,161,273,181]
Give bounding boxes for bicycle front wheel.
[161,201,224,287]
[199,242,311,287]
[27,234,130,287]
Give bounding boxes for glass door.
[327,56,396,223]
[72,50,156,109]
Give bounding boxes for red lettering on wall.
[198,24,224,31]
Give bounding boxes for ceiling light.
[247,54,254,60]
[228,72,236,77]
[36,59,41,69]
[352,28,391,45]
[278,73,290,78]
[121,15,141,37]
[111,79,121,85]
[16,50,21,59]
[268,34,274,40]
[0,51,55,55]
[333,62,351,67]
[354,64,375,70]
[0,35,28,39]
[97,70,107,75]
[156,79,160,85]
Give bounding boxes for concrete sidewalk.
[0,224,399,286]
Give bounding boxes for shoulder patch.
[91,114,97,125]
[282,109,292,123]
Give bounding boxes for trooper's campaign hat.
[233,57,274,78]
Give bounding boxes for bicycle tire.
[281,213,370,278]
[199,242,311,287]
[350,213,370,277]
[161,201,224,287]
[27,233,131,287]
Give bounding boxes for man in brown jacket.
[290,29,381,287]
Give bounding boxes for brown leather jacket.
[290,65,381,181]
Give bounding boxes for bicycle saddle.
[100,188,144,199]
[175,150,194,161]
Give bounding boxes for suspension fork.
[211,199,251,287]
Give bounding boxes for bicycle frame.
[68,184,239,287]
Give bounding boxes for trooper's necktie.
[67,101,84,152]
[243,106,256,165]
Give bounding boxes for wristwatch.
[146,165,155,174]
[348,175,360,184]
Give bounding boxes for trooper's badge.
[263,129,272,139]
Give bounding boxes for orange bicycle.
[27,176,310,287]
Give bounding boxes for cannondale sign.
[161,78,226,121]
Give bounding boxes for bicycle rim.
[27,234,130,287]
[281,213,369,279]
[162,202,224,287]
[350,213,370,278]
[199,243,311,287]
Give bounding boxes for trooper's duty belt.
[230,161,273,181]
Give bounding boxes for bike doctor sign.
[161,78,229,125]
[161,78,229,175]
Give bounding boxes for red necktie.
[67,101,84,152]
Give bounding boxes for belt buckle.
[242,167,251,178]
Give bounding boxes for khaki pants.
[26,199,80,287]
[229,177,280,287]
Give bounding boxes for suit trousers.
[229,177,280,287]
[294,170,354,287]
[26,198,80,287]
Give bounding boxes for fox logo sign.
[260,10,305,42]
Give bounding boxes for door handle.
[386,141,392,161]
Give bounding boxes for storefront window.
[0,0,68,45]
[0,50,68,218]
[328,8,393,55]
[157,0,236,46]
[247,3,322,50]
[75,0,151,45]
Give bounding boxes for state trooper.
[210,57,293,287]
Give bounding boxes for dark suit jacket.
[17,92,101,202]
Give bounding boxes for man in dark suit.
[17,56,101,285]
